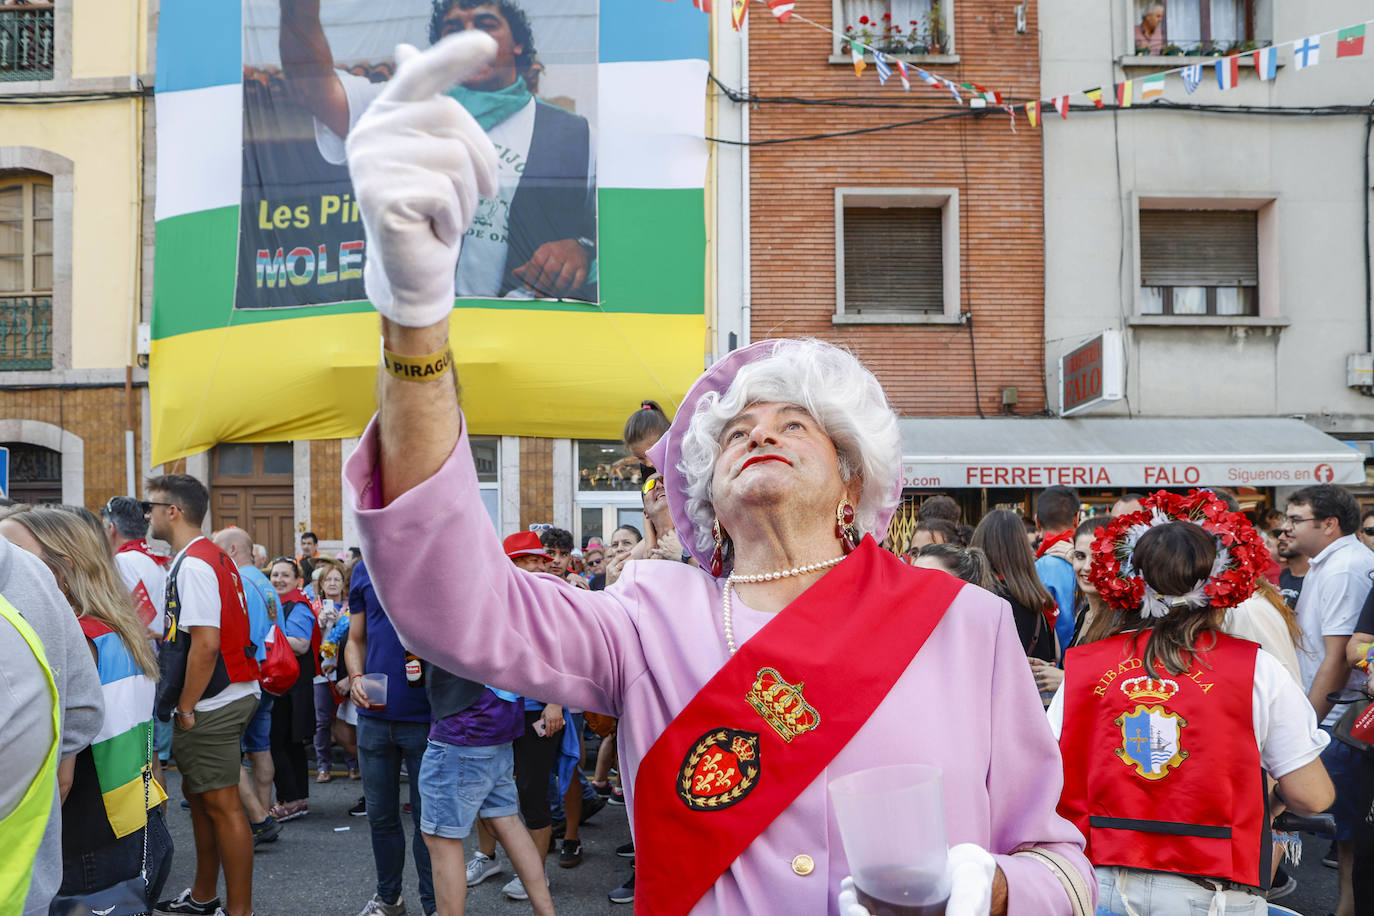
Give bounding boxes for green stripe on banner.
[91,722,150,795]
[152,189,704,339]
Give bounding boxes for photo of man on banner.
[241,0,596,309]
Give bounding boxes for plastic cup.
[357,673,388,710]
[829,764,949,916]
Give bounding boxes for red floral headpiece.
[1088,490,1268,614]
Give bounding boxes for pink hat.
[645,339,902,572]
[503,531,552,561]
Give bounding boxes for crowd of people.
[2,384,1374,916]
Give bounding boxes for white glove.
[345,31,501,328]
[837,844,997,916]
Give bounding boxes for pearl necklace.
[721,555,846,655]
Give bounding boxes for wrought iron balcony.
[0,6,55,82]
[0,296,53,369]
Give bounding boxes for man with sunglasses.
[1285,483,1374,916]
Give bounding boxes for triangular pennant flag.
[942,78,964,104]
[1337,24,1366,58]
[1215,55,1239,89]
[917,68,940,87]
[1053,95,1069,118]
[765,0,795,22]
[1085,87,1104,108]
[851,43,867,77]
[1294,34,1320,69]
[894,59,911,92]
[1253,45,1277,79]
[1139,73,1165,100]
[731,0,748,30]
[1181,64,1203,93]
[1025,99,1040,127]
[1115,80,1133,107]
[1003,104,1017,133]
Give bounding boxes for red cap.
[503,531,552,562]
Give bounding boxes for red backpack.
[259,625,300,695]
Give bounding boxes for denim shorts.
[417,740,519,839]
[1095,866,1265,916]
[1320,725,1364,841]
[241,694,274,754]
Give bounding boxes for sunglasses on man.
[641,474,664,495]
[140,500,174,515]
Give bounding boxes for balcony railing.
[0,296,53,369]
[0,6,55,82]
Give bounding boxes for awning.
[898,418,1365,489]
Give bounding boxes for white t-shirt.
[114,547,168,637]
[1293,534,1374,725]
[1047,648,1329,779]
[171,537,260,713]
[1222,594,1302,684]
[316,72,549,300]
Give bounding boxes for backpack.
[259,625,300,696]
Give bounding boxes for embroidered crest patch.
[677,728,761,811]
[1115,704,1188,780]
[746,666,820,743]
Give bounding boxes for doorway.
[210,442,294,559]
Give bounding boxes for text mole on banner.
[1059,330,1124,416]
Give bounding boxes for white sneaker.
[354,894,406,916]
[466,852,505,887]
[501,876,528,901]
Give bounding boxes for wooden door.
[210,443,294,559]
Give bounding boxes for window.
[1138,210,1258,316]
[1132,0,1254,55]
[574,439,646,547]
[0,173,52,369]
[1,442,60,503]
[835,188,960,322]
[471,436,500,531]
[0,3,55,81]
[837,0,951,55]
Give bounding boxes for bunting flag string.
[736,0,1374,133]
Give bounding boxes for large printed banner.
[151,0,709,464]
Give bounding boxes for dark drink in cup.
[854,866,947,916]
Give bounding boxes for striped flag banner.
[765,0,794,22]
[1253,45,1277,79]
[1053,95,1069,118]
[917,68,940,87]
[894,59,911,92]
[1115,80,1133,107]
[1215,54,1240,89]
[851,42,867,77]
[149,0,709,462]
[873,51,892,85]
[1180,64,1203,93]
[942,78,964,104]
[1084,87,1104,107]
[1025,99,1040,127]
[731,0,748,30]
[1139,72,1166,100]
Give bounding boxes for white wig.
[677,338,902,561]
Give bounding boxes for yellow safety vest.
[0,594,61,912]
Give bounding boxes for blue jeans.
[357,715,434,914]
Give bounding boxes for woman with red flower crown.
[1048,491,1335,915]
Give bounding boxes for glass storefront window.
[577,440,642,492]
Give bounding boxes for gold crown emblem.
[730,735,756,761]
[1120,675,1180,703]
[747,666,821,743]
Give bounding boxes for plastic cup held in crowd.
[829,764,949,916]
[357,672,388,710]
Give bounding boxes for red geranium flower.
[883,12,891,19]
[859,15,870,24]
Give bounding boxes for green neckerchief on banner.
[446,76,533,132]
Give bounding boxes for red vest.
[117,538,170,568]
[281,588,323,678]
[1058,631,1269,888]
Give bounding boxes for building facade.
[1041,0,1374,508]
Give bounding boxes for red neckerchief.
[1035,529,1074,559]
[118,538,171,567]
[632,538,965,915]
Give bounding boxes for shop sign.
[1060,331,1124,416]
[899,458,1362,490]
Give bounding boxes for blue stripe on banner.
[156,0,241,93]
[91,632,144,684]
[600,0,708,63]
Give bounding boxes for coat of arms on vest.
[1114,676,1188,780]
[677,728,761,812]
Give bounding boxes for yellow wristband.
[382,345,454,382]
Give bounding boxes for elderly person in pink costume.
[340,30,1095,916]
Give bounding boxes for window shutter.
[1139,210,1257,287]
[844,207,943,313]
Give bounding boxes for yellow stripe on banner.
[150,310,707,465]
[102,770,166,839]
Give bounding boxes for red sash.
[633,537,965,916]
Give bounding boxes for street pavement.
[160,765,1346,916]
[160,766,635,916]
